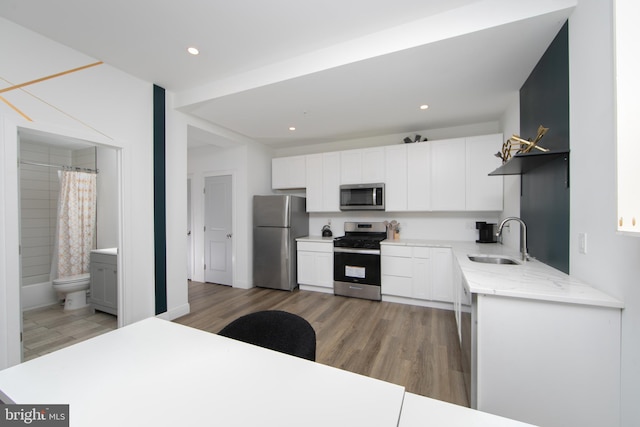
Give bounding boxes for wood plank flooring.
[22,304,117,361]
[174,281,469,407]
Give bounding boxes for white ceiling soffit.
[0,0,576,149]
[187,11,571,148]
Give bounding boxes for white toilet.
[52,273,91,311]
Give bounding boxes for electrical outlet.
[578,233,587,254]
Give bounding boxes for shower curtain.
[52,170,97,280]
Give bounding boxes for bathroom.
[18,129,119,360]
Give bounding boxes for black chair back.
[218,310,316,361]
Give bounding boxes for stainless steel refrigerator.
[253,195,309,290]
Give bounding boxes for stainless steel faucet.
[497,217,529,261]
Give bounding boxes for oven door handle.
[333,247,381,255]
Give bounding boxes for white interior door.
[204,175,232,285]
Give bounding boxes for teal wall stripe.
[153,84,167,314]
[519,22,570,274]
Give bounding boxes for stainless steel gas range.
[333,222,387,301]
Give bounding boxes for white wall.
[162,98,190,320]
[0,18,167,367]
[275,122,501,157]
[187,142,273,289]
[96,146,119,249]
[18,142,71,287]
[498,92,522,250]
[569,1,640,425]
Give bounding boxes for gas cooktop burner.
[333,221,387,249]
[333,235,386,249]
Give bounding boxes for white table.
[399,393,536,426]
[0,317,537,427]
[0,318,404,427]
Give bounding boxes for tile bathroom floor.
[22,304,117,361]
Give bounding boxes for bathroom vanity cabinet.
[89,249,117,315]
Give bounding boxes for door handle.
[226,233,232,239]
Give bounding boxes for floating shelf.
[489,150,569,176]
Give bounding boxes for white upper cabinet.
[272,155,306,189]
[431,138,466,211]
[340,147,385,184]
[273,133,503,212]
[465,134,503,211]
[305,154,323,212]
[384,145,408,211]
[407,142,431,211]
[306,152,340,212]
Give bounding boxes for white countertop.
[382,239,623,309]
[90,247,117,255]
[297,236,335,243]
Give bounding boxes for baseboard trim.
[156,303,190,321]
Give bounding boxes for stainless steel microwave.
[339,183,385,211]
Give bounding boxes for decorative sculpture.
[495,125,549,163]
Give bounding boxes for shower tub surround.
[19,141,97,310]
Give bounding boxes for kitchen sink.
[467,255,521,265]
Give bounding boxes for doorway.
[204,175,233,285]
[17,128,121,361]
[187,178,193,281]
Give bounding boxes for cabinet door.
[104,264,118,308]
[340,147,384,184]
[90,262,106,303]
[412,256,431,300]
[272,156,306,189]
[305,154,323,212]
[361,147,385,183]
[466,134,504,211]
[384,145,407,211]
[314,252,334,288]
[431,138,466,210]
[297,251,316,285]
[340,150,362,184]
[431,248,453,303]
[407,142,431,211]
[322,152,341,212]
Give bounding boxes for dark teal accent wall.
[153,84,167,314]
[520,22,570,273]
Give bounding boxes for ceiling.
[0,0,574,150]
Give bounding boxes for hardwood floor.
[174,281,469,407]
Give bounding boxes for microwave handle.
[373,188,377,206]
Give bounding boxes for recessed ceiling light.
[289,127,296,131]
[187,47,200,55]
[420,104,429,110]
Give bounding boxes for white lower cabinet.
[471,295,621,427]
[430,248,453,303]
[381,244,454,304]
[297,240,334,293]
[89,252,117,315]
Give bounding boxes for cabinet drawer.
[297,241,333,253]
[382,256,412,277]
[381,275,412,297]
[381,245,412,257]
[412,247,431,258]
[90,253,116,265]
